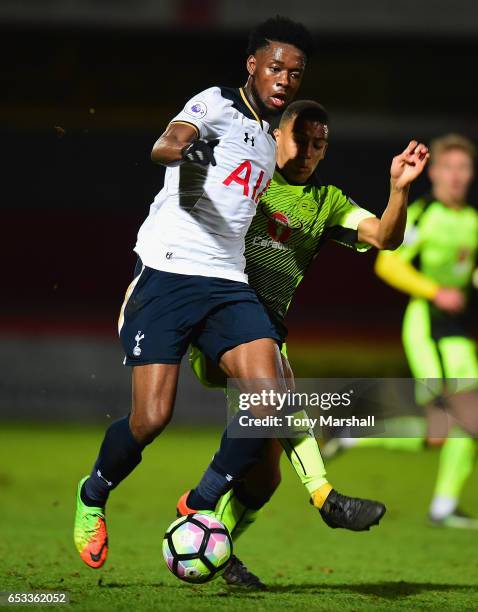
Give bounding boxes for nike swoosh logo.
[90,538,108,562]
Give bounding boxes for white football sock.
[429,495,458,520]
[340,437,358,448]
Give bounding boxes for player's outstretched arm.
[357,140,429,250]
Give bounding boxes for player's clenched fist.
[390,140,430,190]
[181,139,219,166]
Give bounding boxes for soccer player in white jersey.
[74,16,312,570]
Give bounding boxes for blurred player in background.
[327,134,478,528]
[176,100,429,587]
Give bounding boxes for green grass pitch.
[2,423,478,611]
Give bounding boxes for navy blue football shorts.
[118,260,282,366]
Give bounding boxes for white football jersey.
[134,86,276,283]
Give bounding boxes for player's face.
[247,42,306,115]
[429,148,474,204]
[275,117,328,183]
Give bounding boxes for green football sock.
[280,432,328,494]
[433,432,475,500]
[215,489,261,541]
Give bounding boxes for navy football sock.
[82,415,145,507]
[188,467,229,510]
[188,410,268,510]
[212,410,269,477]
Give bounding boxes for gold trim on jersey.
[169,120,200,139]
[117,265,145,335]
[239,87,263,128]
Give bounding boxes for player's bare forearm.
[151,123,198,166]
[358,185,408,250]
[358,140,429,250]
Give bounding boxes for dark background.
[2,0,478,418]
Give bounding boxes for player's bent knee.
[130,403,173,444]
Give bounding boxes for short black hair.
[280,100,329,131]
[247,15,313,59]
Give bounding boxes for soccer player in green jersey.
[330,134,478,528]
[176,100,429,587]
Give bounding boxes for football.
[162,513,232,583]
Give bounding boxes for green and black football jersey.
[396,196,478,289]
[245,169,375,322]
[396,195,478,340]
